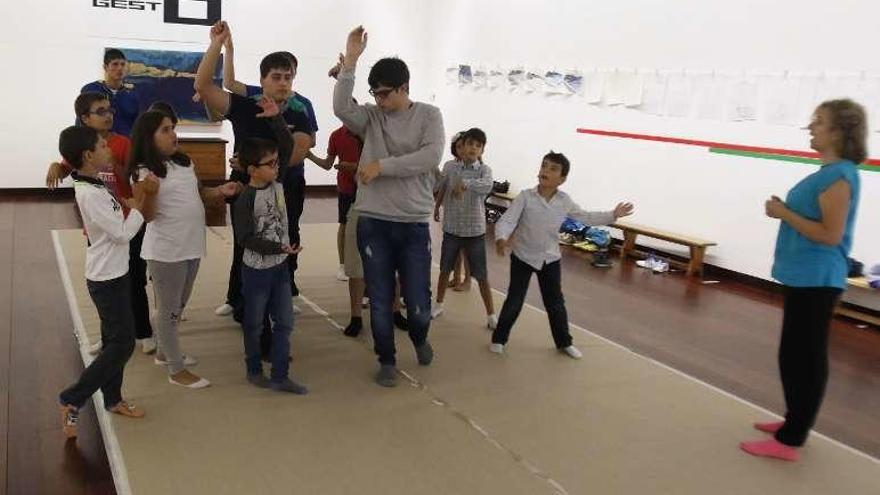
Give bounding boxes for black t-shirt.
[226,92,313,184]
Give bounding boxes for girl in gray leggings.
[129,107,241,388]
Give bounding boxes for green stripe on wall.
[708,148,880,173]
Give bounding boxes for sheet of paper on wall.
[445,66,459,86]
[639,72,667,115]
[605,69,638,106]
[794,74,820,127]
[544,70,565,94]
[564,70,584,95]
[458,65,473,85]
[762,73,800,126]
[507,67,525,90]
[473,66,488,88]
[622,70,644,107]
[726,78,759,122]
[584,69,606,104]
[525,69,544,93]
[664,72,693,118]
[693,73,725,120]
[488,68,505,89]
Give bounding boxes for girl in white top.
[129,109,240,389]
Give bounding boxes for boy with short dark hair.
[491,151,635,358]
[81,48,141,136]
[233,133,308,395]
[57,125,157,439]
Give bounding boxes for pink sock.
[739,438,799,461]
[753,421,785,434]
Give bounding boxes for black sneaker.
[344,317,363,337]
[269,378,308,395]
[393,311,409,331]
[375,365,397,387]
[247,373,270,388]
[415,341,434,366]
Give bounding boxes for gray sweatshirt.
[333,67,445,223]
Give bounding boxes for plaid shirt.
[439,160,494,237]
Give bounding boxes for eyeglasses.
[368,86,398,99]
[257,157,279,168]
[89,108,116,116]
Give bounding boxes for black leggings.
[775,286,842,446]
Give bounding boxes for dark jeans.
[60,275,136,409]
[284,174,305,296]
[357,217,432,366]
[775,286,842,447]
[129,226,152,339]
[241,263,294,382]
[492,255,573,349]
[228,205,272,356]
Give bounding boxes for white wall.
[0,0,432,188]
[427,0,880,280]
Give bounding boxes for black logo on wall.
[92,0,221,26]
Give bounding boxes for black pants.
[129,226,152,339]
[284,174,305,296]
[60,275,136,409]
[775,286,842,447]
[491,255,573,349]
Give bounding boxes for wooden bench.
[836,277,880,326]
[609,221,717,277]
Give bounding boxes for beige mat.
[53,224,879,495]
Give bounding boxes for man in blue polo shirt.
[221,30,317,297]
[81,49,141,137]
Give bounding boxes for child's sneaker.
[487,314,498,330]
[652,259,670,274]
[431,304,444,319]
[415,341,434,365]
[108,400,145,418]
[139,337,157,354]
[560,345,583,359]
[214,303,234,316]
[292,303,302,315]
[489,343,504,354]
[336,265,349,282]
[60,404,79,439]
[269,378,308,395]
[247,373,271,389]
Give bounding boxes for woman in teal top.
[741,99,865,462]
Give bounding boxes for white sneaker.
[168,375,211,389]
[336,265,349,281]
[489,343,504,354]
[154,354,198,366]
[431,304,444,319]
[292,303,302,315]
[361,297,370,308]
[214,303,234,316]
[139,337,157,354]
[487,314,498,330]
[561,345,583,359]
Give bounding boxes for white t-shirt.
[73,175,144,281]
[137,161,206,263]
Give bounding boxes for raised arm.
[333,27,370,136]
[194,21,232,117]
[305,150,337,171]
[221,31,248,96]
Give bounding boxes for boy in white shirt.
[491,151,634,358]
[57,125,158,439]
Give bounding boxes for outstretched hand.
[218,181,242,197]
[255,95,280,118]
[282,244,303,255]
[328,53,345,79]
[357,160,381,185]
[613,202,635,219]
[45,162,66,189]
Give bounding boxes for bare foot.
[453,280,471,292]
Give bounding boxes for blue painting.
[119,48,223,125]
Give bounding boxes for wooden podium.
[177,137,228,184]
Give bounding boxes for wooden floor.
[2,191,878,494]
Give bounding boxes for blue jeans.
[357,217,432,366]
[241,262,293,382]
